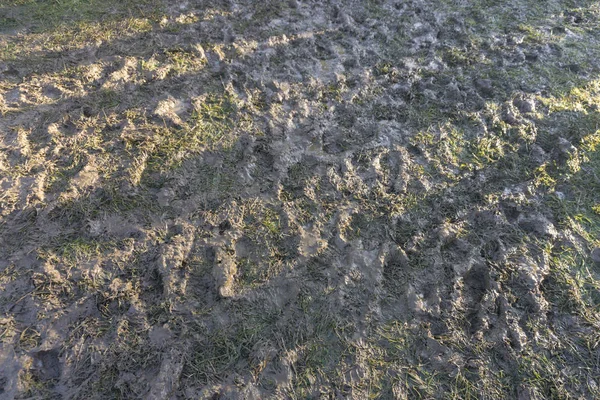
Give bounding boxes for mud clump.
[518,213,558,239]
[211,247,238,298]
[31,349,61,381]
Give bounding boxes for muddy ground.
[1,0,600,398]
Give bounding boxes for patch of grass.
[543,246,600,318]
[518,338,598,399]
[0,0,164,64]
[1,0,163,32]
[185,312,272,385]
[18,369,55,399]
[17,326,41,351]
[0,15,19,31]
[442,45,490,68]
[145,92,239,172]
[56,237,115,263]
[374,322,443,398]
[165,47,207,76]
[540,79,600,113]
[235,202,291,287]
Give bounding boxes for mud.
[1,0,600,398]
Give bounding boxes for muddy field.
[1,0,600,398]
